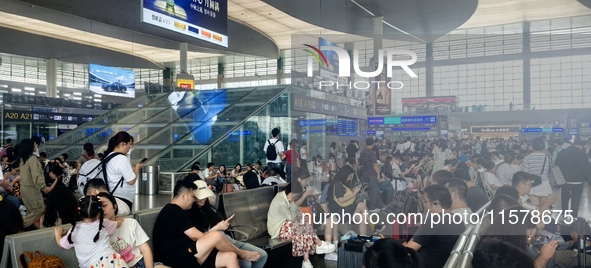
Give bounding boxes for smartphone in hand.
[226,214,235,221]
[140,158,148,164]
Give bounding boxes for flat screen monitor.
[88,64,136,98]
[142,0,228,47]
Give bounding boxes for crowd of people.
[1,128,591,268]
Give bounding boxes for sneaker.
[316,241,337,254]
[302,260,313,268]
[324,252,338,262]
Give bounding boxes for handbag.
[19,251,65,268]
[334,182,355,207]
[528,155,546,187]
[548,156,566,187]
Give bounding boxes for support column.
[344,42,355,98]
[523,22,531,110]
[180,42,188,74]
[426,43,434,97]
[46,59,57,98]
[372,16,383,116]
[217,62,224,89]
[277,57,284,85]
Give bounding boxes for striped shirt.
[521,152,549,180]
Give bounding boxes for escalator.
[40,85,290,173]
[40,93,170,159]
[130,85,290,172]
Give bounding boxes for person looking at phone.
[153,180,261,267]
[327,164,368,236]
[102,131,144,215]
[188,180,268,268]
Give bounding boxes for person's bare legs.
[324,215,339,243]
[355,202,368,235]
[195,231,261,263]
[529,195,540,207]
[538,195,548,208]
[214,251,239,268]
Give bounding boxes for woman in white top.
[521,138,552,207]
[432,139,453,175]
[102,131,144,215]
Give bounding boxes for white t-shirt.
[105,153,136,202]
[263,138,285,164]
[77,159,103,194]
[59,219,118,268]
[262,176,286,186]
[484,172,503,193]
[300,147,308,160]
[109,218,150,266]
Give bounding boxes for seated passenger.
[445,179,472,227]
[477,158,503,195]
[404,185,465,268]
[83,179,129,216]
[554,217,591,267]
[153,180,261,268]
[43,164,80,227]
[267,183,336,268]
[327,164,368,236]
[480,207,558,268]
[188,180,268,268]
[261,168,286,186]
[454,163,488,212]
[512,171,556,212]
[473,239,535,268]
[291,168,339,262]
[98,192,168,268]
[363,238,420,268]
[430,170,454,185]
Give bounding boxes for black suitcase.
[337,241,372,268]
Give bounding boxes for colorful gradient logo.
[303,44,328,68]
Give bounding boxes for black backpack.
[266,140,279,161]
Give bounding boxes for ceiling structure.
[459,0,591,29]
[0,0,590,68]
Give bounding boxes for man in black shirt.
[404,184,465,268]
[153,180,261,267]
[360,138,393,210]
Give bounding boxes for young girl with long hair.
[55,196,126,268]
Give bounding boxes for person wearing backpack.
[102,132,144,215]
[263,128,285,174]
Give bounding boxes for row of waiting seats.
[443,200,491,268]
[1,184,292,268]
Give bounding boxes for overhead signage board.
[368,116,437,126]
[401,96,457,105]
[4,110,95,123]
[471,126,521,133]
[520,128,564,133]
[291,94,366,119]
[142,0,228,47]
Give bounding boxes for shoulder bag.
[548,154,566,187]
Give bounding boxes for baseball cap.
[194,180,214,200]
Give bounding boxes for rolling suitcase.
[336,240,372,268]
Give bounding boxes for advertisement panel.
[89,64,136,98]
[167,89,228,144]
[373,63,391,116]
[318,37,347,84]
[142,0,228,47]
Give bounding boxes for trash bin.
[135,176,142,195]
[141,165,160,195]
